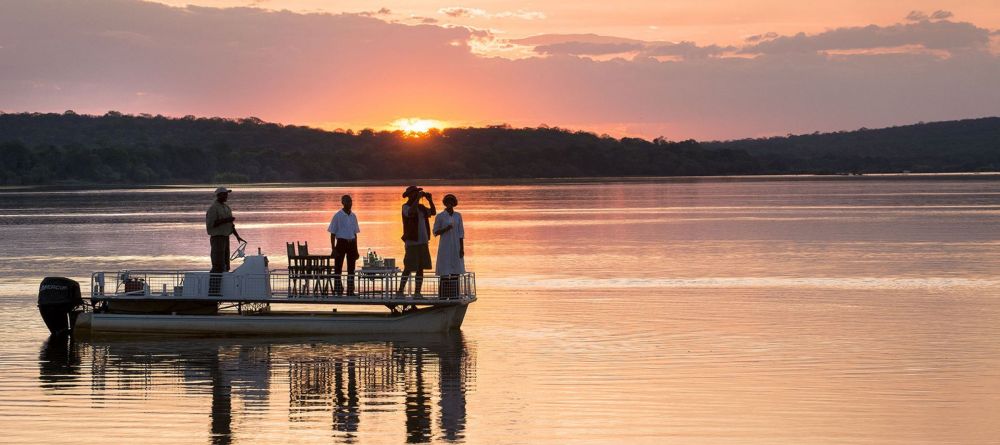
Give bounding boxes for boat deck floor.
[93,294,474,306]
[245,310,397,318]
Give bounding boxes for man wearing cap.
[206,187,245,279]
[397,185,436,296]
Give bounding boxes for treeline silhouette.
[0,112,758,184]
[0,111,997,185]
[704,117,1000,174]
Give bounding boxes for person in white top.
[433,194,465,298]
[433,194,465,275]
[328,194,361,295]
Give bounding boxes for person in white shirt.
[433,194,465,299]
[433,194,465,275]
[328,194,360,296]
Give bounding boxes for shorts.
[403,243,432,271]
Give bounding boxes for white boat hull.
[74,304,469,336]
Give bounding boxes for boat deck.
[90,269,476,307]
[92,293,475,306]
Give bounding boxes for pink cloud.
[741,19,991,54]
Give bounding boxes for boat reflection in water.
[39,333,474,444]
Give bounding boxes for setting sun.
[390,117,446,135]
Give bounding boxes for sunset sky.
[2,0,999,139]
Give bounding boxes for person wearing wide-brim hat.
[205,187,245,287]
[397,185,436,296]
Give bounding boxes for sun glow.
[390,118,447,135]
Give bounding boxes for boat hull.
[74,304,469,336]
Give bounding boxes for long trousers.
[209,235,230,296]
[334,238,358,295]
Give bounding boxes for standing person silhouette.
[433,194,465,299]
[397,186,436,296]
[206,186,245,295]
[328,194,360,296]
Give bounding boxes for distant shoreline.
[3,114,999,186]
[2,172,998,193]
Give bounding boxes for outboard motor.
[38,277,84,335]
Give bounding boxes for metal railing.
[90,270,476,305]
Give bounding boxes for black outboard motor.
[38,277,84,335]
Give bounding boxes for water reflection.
[39,333,473,444]
[38,334,81,389]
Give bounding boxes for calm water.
[1,177,999,444]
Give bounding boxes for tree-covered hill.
[0,111,997,185]
[704,117,1000,174]
[0,112,758,184]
